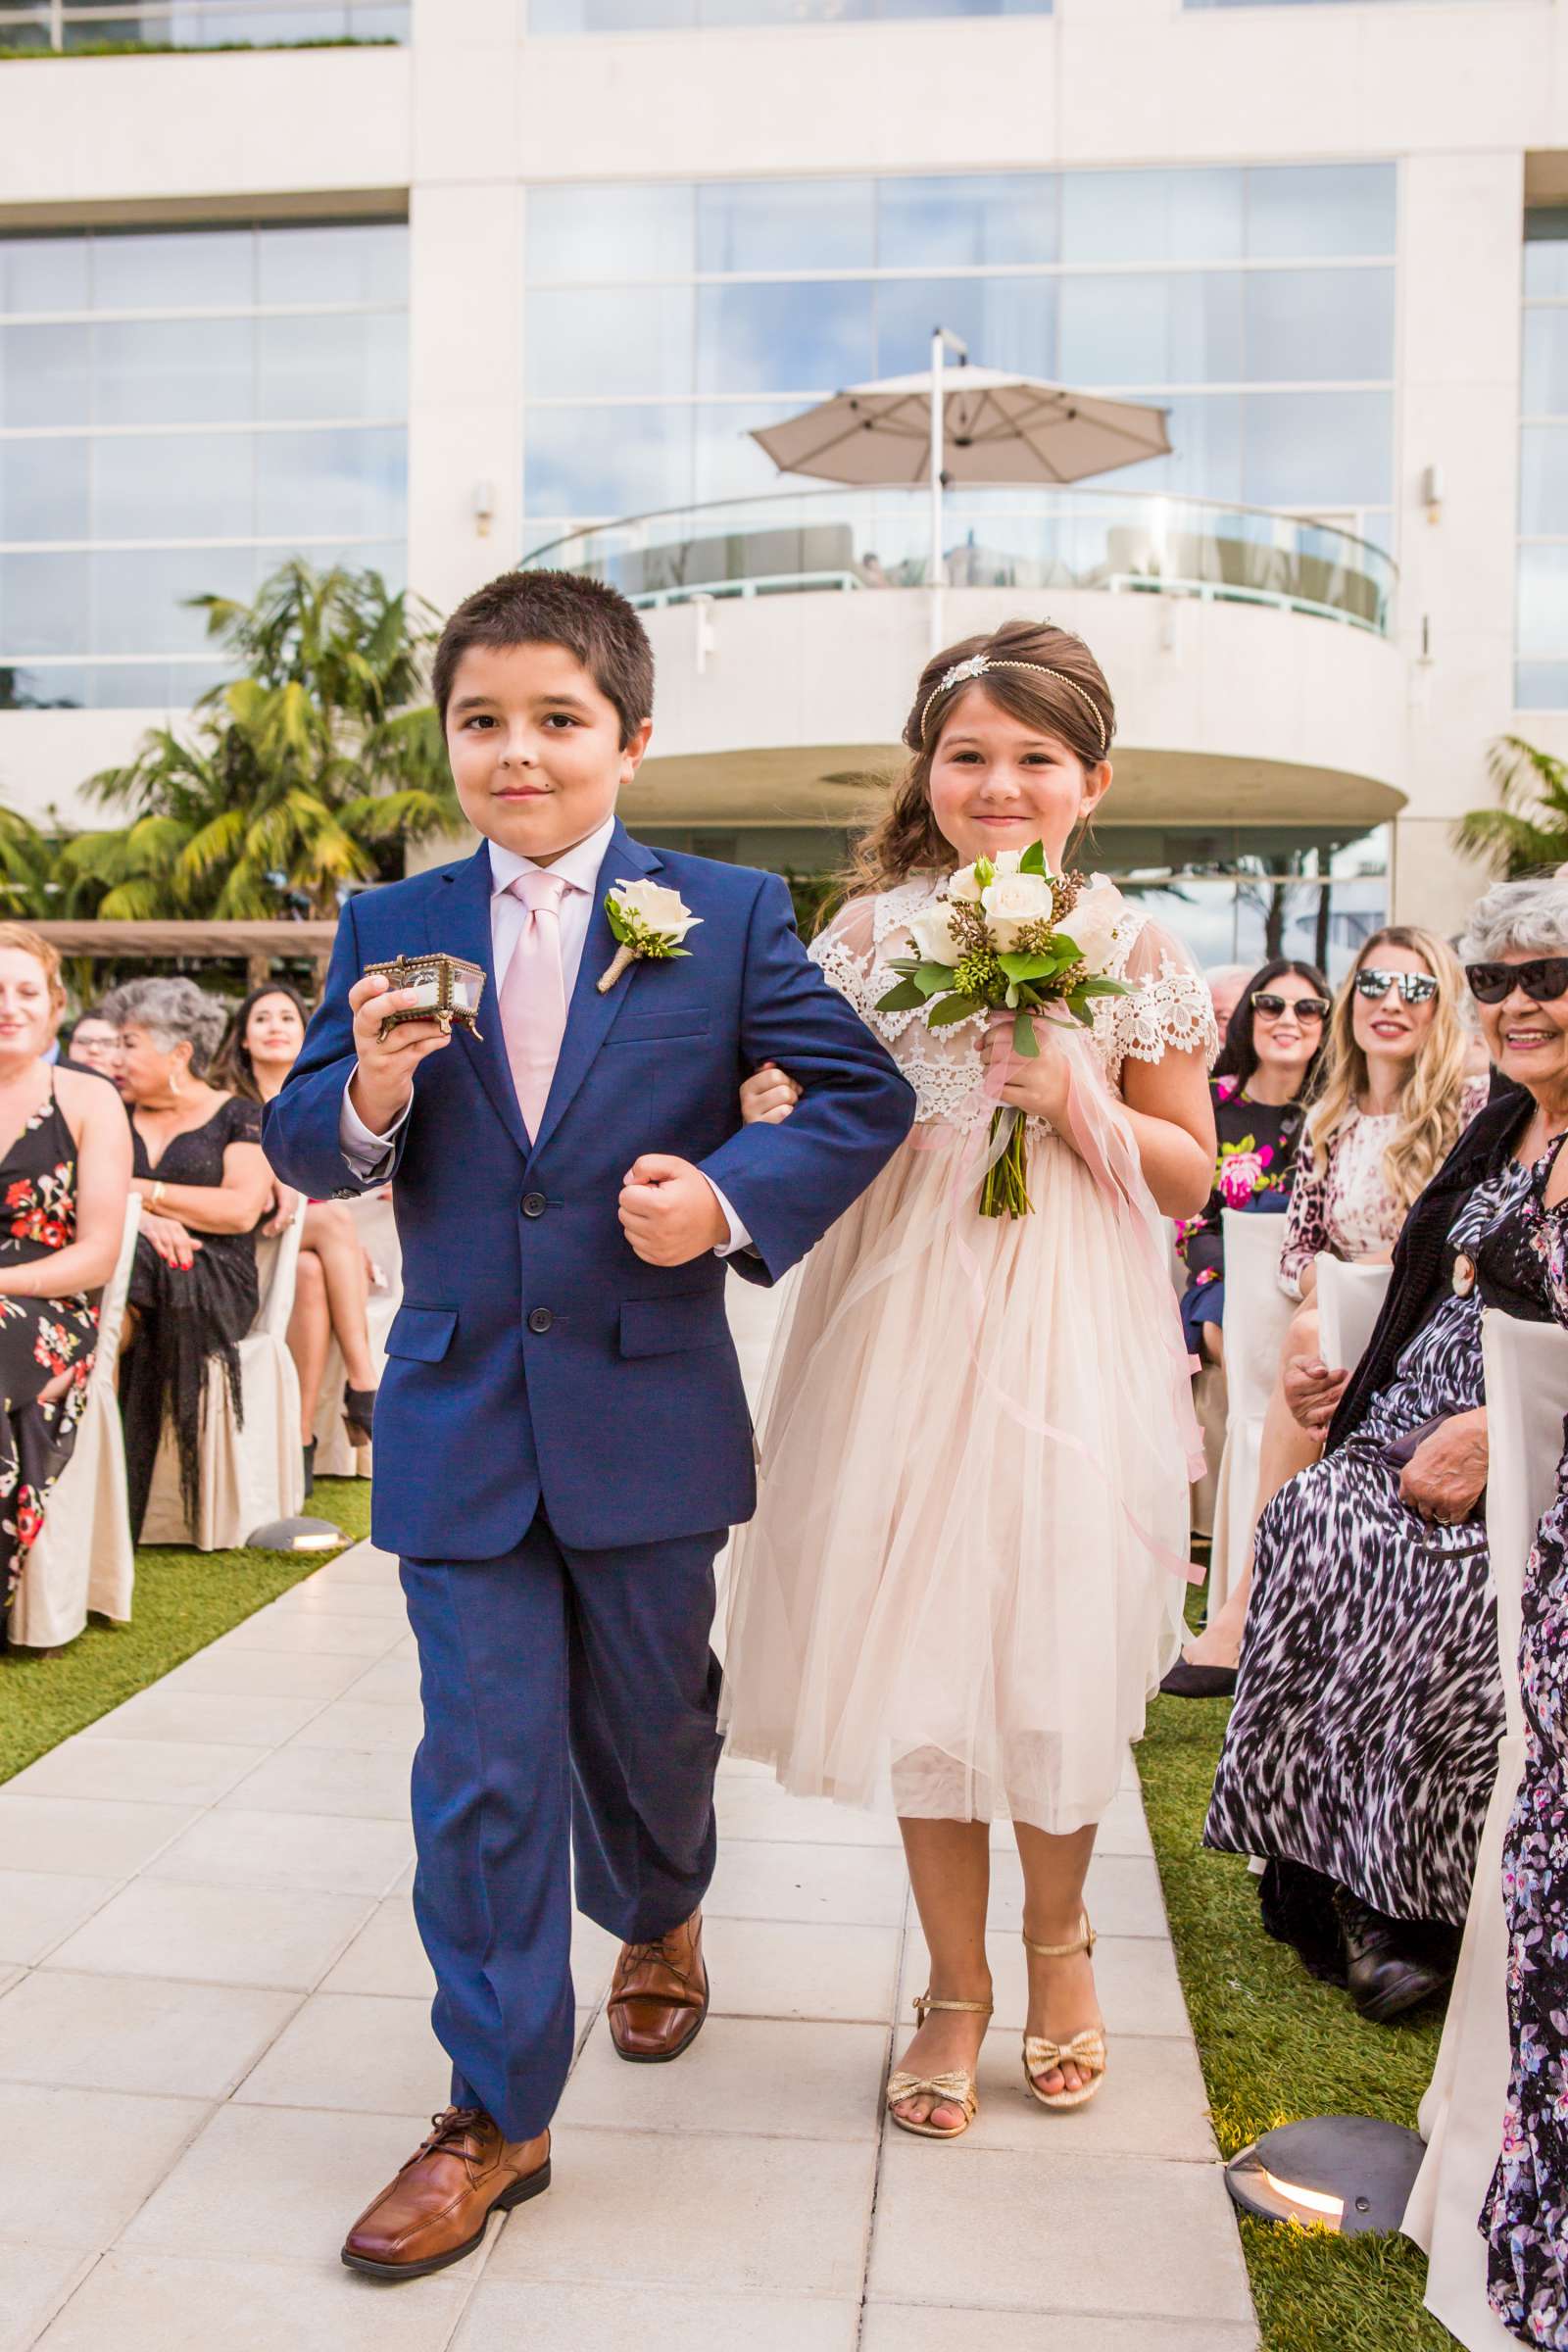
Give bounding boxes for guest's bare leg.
[301,1201,375,1391]
[891,1816,993,2131]
[1201,1320,1225,1371]
[1186,1303,1323,1669]
[287,1248,330,1446]
[1016,1821,1100,2096]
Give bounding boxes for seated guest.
[0,928,131,1634]
[1203,880,1568,2023]
[105,978,274,1541]
[1177,959,1329,1368]
[214,984,378,1484]
[1204,962,1254,1037]
[1168,925,1490,1694]
[63,1007,119,1080]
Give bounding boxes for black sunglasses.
[1251,992,1331,1023]
[1466,956,1568,1005]
[1354,968,1440,1005]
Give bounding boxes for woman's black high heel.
[343,1385,377,1448]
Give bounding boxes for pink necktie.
[500,868,570,1140]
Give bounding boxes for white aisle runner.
[0,1277,1255,2352]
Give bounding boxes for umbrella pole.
[929,327,945,654]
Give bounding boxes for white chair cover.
[1314,1255,1393,1379]
[1207,1210,1296,1616]
[139,1204,307,1550]
[1404,1308,1568,2347]
[312,1192,403,1479]
[9,1195,140,1649]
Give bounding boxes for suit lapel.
[429,844,531,1157]
[528,820,661,1163]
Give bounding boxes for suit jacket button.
[528,1306,554,1335]
[522,1193,547,1219]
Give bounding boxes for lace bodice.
[810,876,1218,1132]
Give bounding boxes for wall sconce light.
[1419,463,1444,524]
[473,480,498,539]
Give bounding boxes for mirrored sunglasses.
[1251,993,1331,1023]
[1353,968,1440,1005]
[1466,956,1568,1005]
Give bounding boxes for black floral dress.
[120,1095,264,1542]
[0,1088,98,1621]
[1205,1144,1568,1935]
[1486,1155,1568,2345]
[1177,1074,1306,1354]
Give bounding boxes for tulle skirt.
[720,1121,1194,1836]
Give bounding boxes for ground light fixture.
[1225,2114,1426,2236]
[246,1516,344,1553]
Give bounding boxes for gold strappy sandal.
[885,1992,993,2141]
[1021,1915,1106,2112]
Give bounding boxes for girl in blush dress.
[721,620,1217,2138]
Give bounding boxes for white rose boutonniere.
[598,878,703,995]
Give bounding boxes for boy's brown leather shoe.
[608,1908,710,2062]
[340,2107,550,2279]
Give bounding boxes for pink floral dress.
[1176,1074,1306,1354]
[0,1087,98,1624]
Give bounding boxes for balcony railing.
[524,487,1396,638]
[0,0,406,51]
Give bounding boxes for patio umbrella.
[750,328,1172,613]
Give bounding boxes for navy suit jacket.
[263,821,914,1560]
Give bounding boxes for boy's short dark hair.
[431,569,655,749]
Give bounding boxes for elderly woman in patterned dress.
[1206,878,1568,2027]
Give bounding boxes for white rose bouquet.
[876,843,1130,1217]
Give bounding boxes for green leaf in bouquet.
[1019,840,1048,876]
[998,952,1056,983]
[926,992,983,1028]
[1076,974,1134,999]
[1012,1008,1041,1056]
[1052,926,1082,962]
[913,961,956,996]
[1064,993,1098,1028]
[875,979,927,1013]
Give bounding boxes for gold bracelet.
[149,1181,165,1212]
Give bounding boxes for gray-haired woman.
[1205,878,1568,2026]
[106,977,274,1540]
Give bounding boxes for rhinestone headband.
[919,654,1109,756]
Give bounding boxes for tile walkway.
[0,1282,1258,2351]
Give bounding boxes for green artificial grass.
[0,1475,371,1786]
[1137,1668,1453,2352]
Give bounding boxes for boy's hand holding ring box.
[364,953,486,1040]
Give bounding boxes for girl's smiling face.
[925,685,1110,873]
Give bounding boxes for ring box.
[364,952,486,1040]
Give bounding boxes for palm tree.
[0,807,58,919]
[1453,736,1568,879]
[65,561,465,920]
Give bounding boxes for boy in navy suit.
[264,570,913,2278]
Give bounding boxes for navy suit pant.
[399,1513,726,2140]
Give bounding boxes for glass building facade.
[526,0,1045,32]
[1520,210,1568,710]
[0,218,408,710]
[522,163,1397,548]
[0,4,408,50]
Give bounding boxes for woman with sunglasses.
[1177,960,1330,1369]
[1168,927,1486,1696]
[1204,881,1568,2032]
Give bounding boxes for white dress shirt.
[337,821,750,1253]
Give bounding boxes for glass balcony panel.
[524,402,694,517]
[1058,270,1242,387]
[527,0,694,28]
[1243,266,1394,383]
[873,274,1056,380]
[0,16,54,54]
[1520,425,1568,536]
[0,323,92,428]
[878,173,1059,270]
[526,183,694,284]
[256,308,408,422]
[0,664,90,710]
[526,285,695,400]
[1526,220,1568,301]
[1059,169,1244,266]
[90,541,258,653]
[90,226,254,311]
[93,315,254,425]
[0,237,89,316]
[1245,164,1396,260]
[697,179,874,275]
[92,427,254,539]
[696,280,874,395]
[0,550,89,656]
[1516,544,1568,662]
[257,221,408,306]
[1516,660,1568,710]
[1241,389,1392,509]
[1525,311,1568,418]
[0,434,91,541]
[255,422,406,538]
